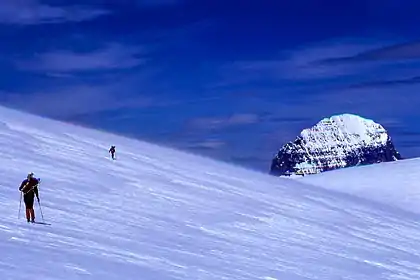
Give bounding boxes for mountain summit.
[270,113,402,176]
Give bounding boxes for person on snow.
[109,145,116,160]
[19,172,40,223]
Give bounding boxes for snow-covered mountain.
[1,106,420,280]
[270,113,402,176]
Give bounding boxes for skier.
[109,145,116,160]
[19,172,40,223]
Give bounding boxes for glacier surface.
[0,107,419,280]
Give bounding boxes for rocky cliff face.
[270,114,402,176]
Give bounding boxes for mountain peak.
[300,113,388,149]
[270,113,402,176]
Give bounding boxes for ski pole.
[19,179,31,219]
[37,199,45,223]
[18,192,22,219]
[36,179,45,222]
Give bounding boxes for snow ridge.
[270,113,401,176]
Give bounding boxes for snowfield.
[298,158,420,215]
[0,106,420,280]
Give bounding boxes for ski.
[32,221,51,225]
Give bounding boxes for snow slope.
[298,158,420,215]
[1,106,420,280]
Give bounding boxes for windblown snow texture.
[0,106,420,280]
[270,113,402,176]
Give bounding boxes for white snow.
[0,106,420,279]
[300,113,389,151]
[298,158,420,215]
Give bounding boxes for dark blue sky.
[1,0,420,171]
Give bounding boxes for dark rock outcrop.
[270,114,402,177]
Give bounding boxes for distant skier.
[19,172,40,223]
[109,145,116,160]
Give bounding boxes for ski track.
[0,107,419,279]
